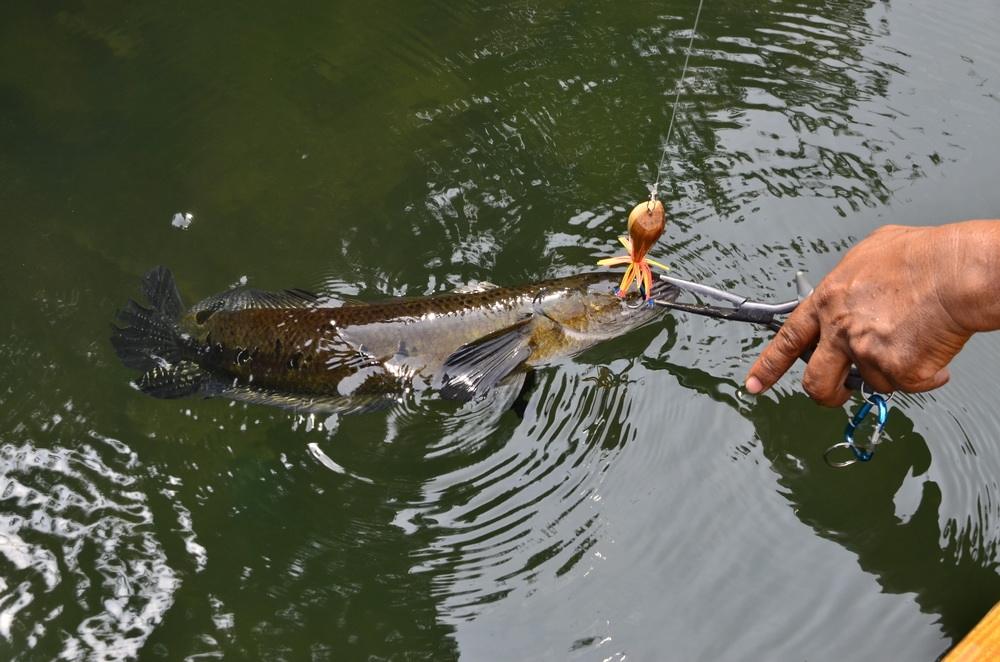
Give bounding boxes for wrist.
[932,220,1000,333]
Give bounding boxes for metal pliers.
[647,271,862,390]
[645,271,901,466]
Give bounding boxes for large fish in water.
[111,267,677,413]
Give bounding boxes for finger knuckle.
[801,372,825,400]
[881,360,925,392]
[801,375,819,399]
[774,324,806,357]
[881,355,908,383]
[813,282,846,313]
[801,367,847,407]
[756,352,782,380]
[811,284,831,306]
[807,388,841,407]
[821,392,849,407]
[857,367,891,392]
[852,335,880,364]
[894,377,922,392]
[897,364,940,391]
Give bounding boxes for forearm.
[931,220,1000,333]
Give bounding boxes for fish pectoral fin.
[134,360,215,399]
[438,317,535,402]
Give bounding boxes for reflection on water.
[407,362,649,619]
[1,0,999,659]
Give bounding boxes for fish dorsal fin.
[198,286,320,313]
[438,316,535,401]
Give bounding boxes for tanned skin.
[745,220,1000,406]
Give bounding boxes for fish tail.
[111,267,216,399]
[110,266,190,372]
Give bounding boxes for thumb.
[745,300,821,394]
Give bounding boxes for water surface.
[2,0,1000,659]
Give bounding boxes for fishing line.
[649,0,706,202]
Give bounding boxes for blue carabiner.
[824,392,892,468]
[843,394,889,461]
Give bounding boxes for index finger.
[745,297,821,394]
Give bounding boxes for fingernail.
[745,376,763,394]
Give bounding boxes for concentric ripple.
[394,346,671,622]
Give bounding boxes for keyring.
[861,382,895,407]
[824,393,888,468]
[823,442,869,468]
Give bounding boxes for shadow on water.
[654,357,1000,646]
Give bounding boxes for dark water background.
[2,0,1000,659]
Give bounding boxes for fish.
[110,266,678,413]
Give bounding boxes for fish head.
[538,273,678,340]
[178,301,221,343]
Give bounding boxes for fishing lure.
[598,199,669,300]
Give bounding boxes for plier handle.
[651,271,863,391]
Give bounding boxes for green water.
[2,1,1000,659]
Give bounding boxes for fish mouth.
[618,277,679,308]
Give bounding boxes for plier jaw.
[649,272,808,327]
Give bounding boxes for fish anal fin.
[135,361,213,399]
[438,317,535,401]
[221,386,392,415]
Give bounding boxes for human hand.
[744,221,1000,406]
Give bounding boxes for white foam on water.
[170,212,194,229]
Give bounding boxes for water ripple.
[394,354,661,621]
[0,433,177,660]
